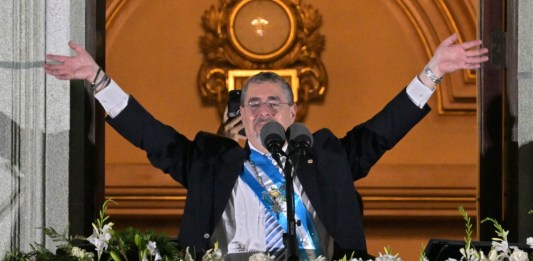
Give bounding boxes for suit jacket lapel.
[212,145,247,223]
[294,153,324,219]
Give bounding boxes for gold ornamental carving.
[197,0,327,121]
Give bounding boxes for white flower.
[213,249,223,259]
[477,250,490,261]
[87,229,106,253]
[527,237,533,249]
[155,251,162,261]
[102,223,114,237]
[248,252,275,261]
[458,248,481,261]
[491,240,509,254]
[313,255,327,261]
[202,248,223,261]
[87,222,114,259]
[375,252,402,261]
[147,241,157,253]
[486,249,499,261]
[509,249,529,261]
[145,241,162,261]
[185,246,195,261]
[87,234,100,249]
[71,246,95,260]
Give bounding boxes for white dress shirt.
[95,76,434,119]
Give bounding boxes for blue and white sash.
[241,150,322,258]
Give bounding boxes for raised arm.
[341,33,489,180]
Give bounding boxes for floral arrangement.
[442,207,533,261]
[3,200,183,261]
[2,201,532,261]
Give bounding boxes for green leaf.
[110,251,123,261]
[135,234,142,248]
[419,243,428,261]
[481,217,508,241]
[384,245,392,255]
[458,206,473,251]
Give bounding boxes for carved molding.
[197,0,328,121]
[395,0,478,114]
[106,163,477,219]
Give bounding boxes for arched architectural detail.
[393,0,478,114]
[105,0,128,29]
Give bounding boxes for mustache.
[254,117,274,126]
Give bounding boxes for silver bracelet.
[424,66,443,84]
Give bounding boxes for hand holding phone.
[220,90,246,138]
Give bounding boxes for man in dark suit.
[44,33,487,260]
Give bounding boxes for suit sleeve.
[106,96,195,187]
[340,88,430,181]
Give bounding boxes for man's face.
[240,81,296,153]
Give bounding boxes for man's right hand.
[43,41,100,82]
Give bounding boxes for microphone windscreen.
[287,123,313,147]
[260,121,286,149]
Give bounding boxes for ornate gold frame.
[198,0,327,121]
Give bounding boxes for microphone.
[287,123,313,156]
[260,121,286,155]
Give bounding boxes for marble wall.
[516,0,533,241]
[0,0,87,254]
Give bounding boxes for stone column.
[515,0,533,242]
[0,0,95,254]
[479,0,533,242]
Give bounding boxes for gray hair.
[240,72,294,106]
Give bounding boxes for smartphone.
[227,90,241,120]
[227,90,246,136]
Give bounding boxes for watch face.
[229,0,296,61]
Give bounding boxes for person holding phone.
[44,33,488,260]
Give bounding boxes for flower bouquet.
[3,201,532,261]
[442,207,533,261]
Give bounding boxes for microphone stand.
[271,152,299,261]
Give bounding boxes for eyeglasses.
[244,100,292,114]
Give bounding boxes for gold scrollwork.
[197,0,327,121]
